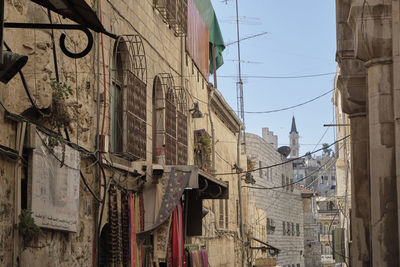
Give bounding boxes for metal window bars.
[154,0,188,36]
[112,35,148,160]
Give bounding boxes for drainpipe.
[94,0,102,266]
[13,121,26,266]
[208,44,217,174]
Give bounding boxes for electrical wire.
[219,72,336,79]
[216,135,350,176]
[243,155,337,190]
[244,89,333,114]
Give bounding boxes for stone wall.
[246,133,304,267]
[1,0,244,266]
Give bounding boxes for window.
[154,0,188,36]
[153,74,188,165]
[325,244,331,255]
[282,174,285,189]
[331,175,336,181]
[219,199,224,228]
[287,222,291,235]
[291,222,294,236]
[267,168,272,181]
[112,37,147,160]
[267,218,275,234]
[225,199,229,228]
[282,221,286,236]
[296,223,300,236]
[286,176,289,191]
[297,264,300,267]
[324,224,329,235]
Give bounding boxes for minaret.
[289,116,299,158]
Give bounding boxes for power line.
[219,72,336,79]
[215,135,350,176]
[243,155,336,190]
[244,89,333,114]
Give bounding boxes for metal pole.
[237,129,246,267]
[0,0,4,64]
[235,0,246,154]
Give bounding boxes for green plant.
[49,78,73,131]
[51,78,73,100]
[194,131,212,172]
[18,209,40,244]
[247,158,255,171]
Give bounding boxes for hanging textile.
[137,169,191,241]
[154,217,172,264]
[130,193,137,267]
[139,193,145,266]
[200,250,208,267]
[172,200,186,267]
[154,174,173,265]
[190,250,202,267]
[121,191,130,266]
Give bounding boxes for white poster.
[30,132,80,232]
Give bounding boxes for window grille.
[153,75,188,165]
[154,0,188,36]
[176,86,188,165]
[165,86,177,165]
[112,35,147,160]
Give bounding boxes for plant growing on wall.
[49,78,73,133]
[18,209,40,245]
[247,158,255,171]
[194,130,211,172]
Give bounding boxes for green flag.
[193,0,225,72]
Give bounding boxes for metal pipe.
[237,129,246,267]
[0,0,4,64]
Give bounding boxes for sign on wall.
[29,132,80,232]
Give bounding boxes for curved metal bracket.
[4,23,104,59]
[209,185,222,198]
[59,28,93,58]
[198,178,208,193]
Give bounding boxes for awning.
[193,0,225,72]
[164,165,229,199]
[30,0,110,35]
[251,237,281,256]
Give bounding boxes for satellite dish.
[278,146,291,157]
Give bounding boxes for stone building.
[0,0,246,266]
[246,131,304,267]
[335,0,400,266]
[333,69,352,266]
[295,184,322,267]
[316,197,339,267]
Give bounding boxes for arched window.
[165,84,177,165]
[111,35,147,160]
[176,87,188,165]
[152,74,188,165]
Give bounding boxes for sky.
[210,0,337,156]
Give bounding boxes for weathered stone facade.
[0,0,245,266]
[336,0,400,266]
[246,132,304,267]
[296,185,322,267]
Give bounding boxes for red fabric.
[130,193,136,267]
[171,201,186,267]
[139,194,144,266]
